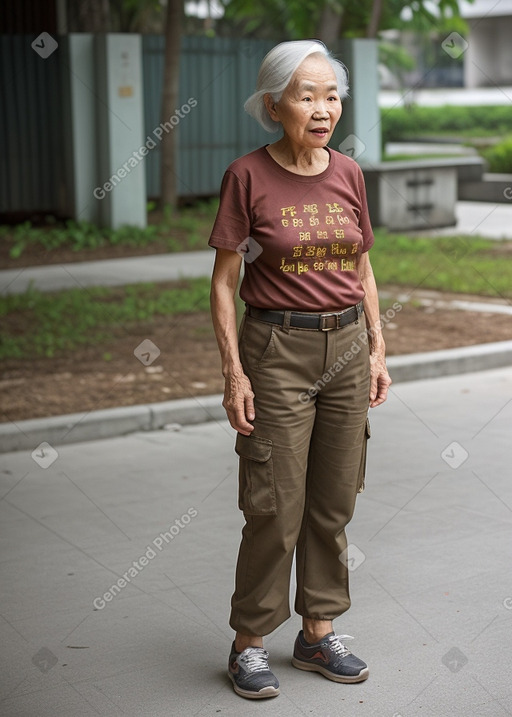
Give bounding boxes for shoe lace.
[327,634,354,658]
[240,647,270,673]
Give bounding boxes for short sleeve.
[208,169,252,251]
[356,165,375,253]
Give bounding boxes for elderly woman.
[209,39,391,700]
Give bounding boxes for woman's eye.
[303,97,312,102]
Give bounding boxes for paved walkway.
[379,86,512,108]
[423,200,512,240]
[0,250,215,296]
[1,367,511,716]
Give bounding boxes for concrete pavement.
[0,250,216,296]
[379,86,512,107]
[423,200,512,240]
[1,367,511,716]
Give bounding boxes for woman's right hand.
[222,371,255,435]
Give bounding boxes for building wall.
[465,16,512,88]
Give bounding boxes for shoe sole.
[228,672,280,699]
[291,656,369,683]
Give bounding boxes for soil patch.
[0,239,202,270]
[1,303,510,423]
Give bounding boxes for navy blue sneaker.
[228,643,280,699]
[292,630,369,683]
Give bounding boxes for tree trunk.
[69,0,111,32]
[366,0,383,38]
[160,0,182,209]
[316,2,344,47]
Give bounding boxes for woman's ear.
[263,93,279,122]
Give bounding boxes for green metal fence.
[142,36,273,199]
[0,34,67,215]
[0,35,274,216]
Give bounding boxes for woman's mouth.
[310,128,329,137]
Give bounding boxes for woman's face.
[265,54,342,149]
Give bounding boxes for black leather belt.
[246,301,364,331]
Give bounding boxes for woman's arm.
[210,248,255,435]
[358,252,392,408]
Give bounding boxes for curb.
[385,339,512,383]
[2,340,511,454]
[0,396,227,455]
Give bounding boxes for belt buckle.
[319,312,338,331]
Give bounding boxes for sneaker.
[291,630,369,683]
[228,643,280,699]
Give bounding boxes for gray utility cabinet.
[363,159,459,231]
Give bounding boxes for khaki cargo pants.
[230,309,371,636]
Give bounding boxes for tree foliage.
[67,0,163,32]
[220,0,471,41]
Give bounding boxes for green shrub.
[482,136,512,173]
[2,199,219,259]
[381,105,512,144]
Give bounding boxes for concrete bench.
[362,157,486,230]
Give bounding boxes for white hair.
[244,40,349,134]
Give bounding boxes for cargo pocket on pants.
[235,433,276,515]
[357,418,371,494]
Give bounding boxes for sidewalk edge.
[2,341,511,453]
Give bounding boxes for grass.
[0,278,211,359]
[0,199,219,259]
[388,130,505,140]
[380,105,512,168]
[1,233,510,361]
[381,105,512,145]
[382,153,465,162]
[370,230,512,299]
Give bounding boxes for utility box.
[95,34,146,229]
[62,34,147,229]
[363,160,459,230]
[331,39,381,166]
[62,34,99,224]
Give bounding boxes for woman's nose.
[313,109,328,119]
[313,99,328,116]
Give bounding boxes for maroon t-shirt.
[208,146,374,311]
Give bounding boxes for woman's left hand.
[369,350,392,408]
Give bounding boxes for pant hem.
[229,612,292,637]
[295,610,348,621]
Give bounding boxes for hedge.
[381,105,512,144]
